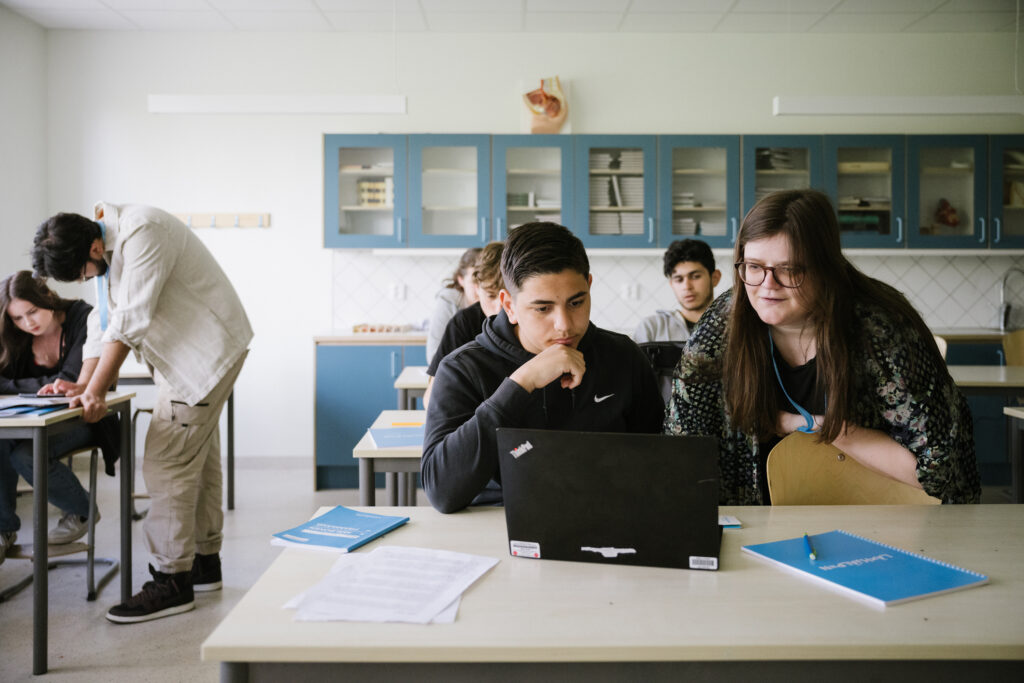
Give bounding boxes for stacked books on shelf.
[589,152,615,170]
[756,148,797,170]
[591,213,622,234]
[620,212,644,235]
[618,150,644,172]
[672,217,698,235]
[700,220,727,236]
[357,178,394,208]
[590,177,612,207]
[620,177,644,207]
[673,191,700,208]
[507,192,530,207]
[535,198,559,209]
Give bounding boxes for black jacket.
[422,309,663,513]
[0,300,121,475]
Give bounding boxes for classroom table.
[202,504,1023,682]
[393,365,429,410]
[931,328,1006,344]
[1005,406,1024,504]
[118,370,236,511]
[351,410,424,507]
[0,392,135,675]
[947,364,1024,396]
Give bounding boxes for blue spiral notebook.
[271,506,409,553]
[742,529,988,608]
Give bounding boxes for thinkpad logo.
[510,440,533,458]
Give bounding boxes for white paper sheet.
[292,546,497,624]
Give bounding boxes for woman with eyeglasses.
[665,189,979,505]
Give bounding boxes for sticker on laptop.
[510,540,541,558]
[689,556,719,571]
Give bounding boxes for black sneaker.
[106,564,195,624]
[190,552,223,592]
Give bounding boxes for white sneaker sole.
[105,599,195,624]
[193,581,222,592]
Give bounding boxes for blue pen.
[803,533,817,561]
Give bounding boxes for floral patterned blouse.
[664,292,981,505]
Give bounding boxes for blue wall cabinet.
[492,135,574,241]
[315,344,427,489]
[945,343,1009,487]
[658,135,741,249]
[573,135,657,248]
[823,135,907,249]
[989,135,1024,249]
[409,134,491,248]
[907,135,988,248]
[742,135,823,216]
[324,134,408,248]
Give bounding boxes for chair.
[639,341,685,405]
[1004,328,1024,367]
[0,447,119,602]
[766,432,941,505]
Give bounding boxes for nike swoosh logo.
[594,394,614,403]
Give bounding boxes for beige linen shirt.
[83,203,253,406]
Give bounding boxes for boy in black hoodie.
[422,222,663,513]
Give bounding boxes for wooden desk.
[1005,406,1024,503]
[932,328,1006,344]
[118,370,236,511]
[948,365,1024,396]
[202,504,1023,682]
[352,410,424,507]
[393,365,429,410]
[0,392,135,675]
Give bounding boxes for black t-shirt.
[426,302,488,376]
[757,345,827,503]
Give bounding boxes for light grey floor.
[0,458,1012,682]
[0,457,427,682]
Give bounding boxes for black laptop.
[495,428,721,571]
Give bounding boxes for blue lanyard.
[768,331,821,434]
[95,221,109,332]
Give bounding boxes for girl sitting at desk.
[0,271,106,562]
[665,189,980,505]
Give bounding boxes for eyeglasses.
[734,262,805,288]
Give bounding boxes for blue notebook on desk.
[368,425,424,448]
[271,506,409,553]
[742,529,988,608]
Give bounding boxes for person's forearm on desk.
[75,342,131,423]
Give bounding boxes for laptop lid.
[495,428,721,571]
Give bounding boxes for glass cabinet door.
[492,135,573,241]
[742,135,823,217]
[574,135,657,248]
[409,135,491,248]
[823,135,906,248]
[907,135,987,248]
[324,134,407,248]
[658,136,740,248]
[990,135,1024,249]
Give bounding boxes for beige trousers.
[142,351,247,574]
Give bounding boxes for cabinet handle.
[730,218,738,245]
[480,217,487,242]
[390,352,398,378]
[997,349,1006,366]
[647,217,654,244]
[978,217,986,244]
[496,217,503,241]
[994,217,1002,244]
[895,217,903,243]
[396,217,403,243]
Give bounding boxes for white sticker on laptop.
[510,540,541,559]
[689,556,718,571]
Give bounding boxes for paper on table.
[0,395,72,409]
[293,545,497,624]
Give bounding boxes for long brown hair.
[723,189,942,442]
[0,271,75,374]
[443,247,483,293]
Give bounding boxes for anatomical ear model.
[523,76,568,134]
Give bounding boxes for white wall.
[0,6,47,278]
[1,26,1021,458]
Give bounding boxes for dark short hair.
[663,238,715,279]
[32,213,101,282]
[500,222,589,293]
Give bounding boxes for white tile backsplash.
[333,251,1024,335]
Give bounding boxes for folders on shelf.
[272,506,409,553]
[742,529,988,607]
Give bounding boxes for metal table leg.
[227,391,235,511]
[119,402,133,603]
[358,459,375,506]
[32,427,49,675]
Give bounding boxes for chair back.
[1004,329,1024,366]
[766,432,941,505]
[638,342,685,405]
